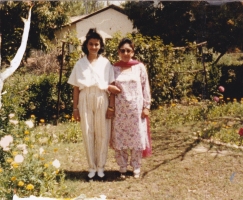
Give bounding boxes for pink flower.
[218,86,225,92]
[238,128,243,137]
[213,96,219,102]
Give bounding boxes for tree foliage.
[0,1,106,64]
[105,32,214,108]
[64,0,105,16]
[192,1,243,59]
[2,31,81,122]
[123,1,243,60]
[123,1,195,46]
[0,1,69,63]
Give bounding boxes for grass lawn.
[43,120,243,200]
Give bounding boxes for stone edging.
[190,136,243,150]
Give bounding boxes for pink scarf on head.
[113,59,140,67]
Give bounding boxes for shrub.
[151,100,243,145]
[1,30,81,123]
[105,32,215,108]
[2,72,73,124]
[0,116,66,199]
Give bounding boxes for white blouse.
[68,55,114,90]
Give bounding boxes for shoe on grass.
[120,172,126,179]
[133,168,140,179]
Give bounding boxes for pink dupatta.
[142,117,152,158]
[113,59,140,67]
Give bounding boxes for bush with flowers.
[0,113,66,199]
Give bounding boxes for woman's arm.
[108,84,121,95]
[106,81,117,119]
[73,86,80,121]
[106,93,115,119]
[140,64,151,119]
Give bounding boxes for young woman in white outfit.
[68,29,120,180]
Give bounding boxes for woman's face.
[87,38,100,55]
[118,43,134,62]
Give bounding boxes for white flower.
[46,124,51,129]
[100,195,107,199]
[17,144,27,150]
[52,159,61,168]
[25,120,34,128]
[14,155,24,163]
[39,137,48,144]
[0,135,13,151]
[23,149,28,155]
[9,119,19,125]
[39,147,44,155]
[4,135,13,143]
[17,144,28,154]
[2,146,10,151]
[8,113,15,118]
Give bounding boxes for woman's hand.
[106,109,115,119]
[73,109,80,121]
[108,85,121,95]
[141,108,149,119]
[72,87,80,121]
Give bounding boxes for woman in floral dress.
[109,38,151,179]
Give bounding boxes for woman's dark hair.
[82,28,105,55]
[118,38,135,51]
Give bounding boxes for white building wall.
[54,24,76,45]
[76,8,135,42]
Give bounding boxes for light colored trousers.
[115,149,143,171]
[78,86,110,173]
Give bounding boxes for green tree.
[0,1,69,63]
[123,1,243,63]
[191,1,243,64]
[123,1,196,46]
[64,0,105,16]
[0,1,107,64]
